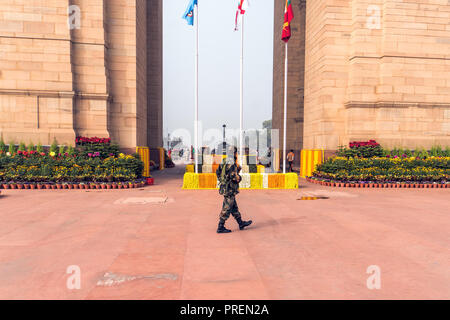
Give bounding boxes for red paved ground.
[0,166,448,299]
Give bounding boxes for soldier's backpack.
[218,163,228,195]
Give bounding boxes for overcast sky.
[163,0,274,140]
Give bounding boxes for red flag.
[282,0,294,42]
[235,0,249,31]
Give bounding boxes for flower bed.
[311,156,449,185]
[0,137,145,188]
[309,140,450,187]
[0,180,147,190]
[306,177,448,188]
[0,152,143,183]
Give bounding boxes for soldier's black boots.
[217,221,232,234]
[236,217,253,230]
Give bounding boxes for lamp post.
[222,124,226,155]
[167,133,170,151]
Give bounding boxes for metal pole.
[283,42,288,174]
[223,124,226,155]
[194,2,199,173]
[239,16,244,166]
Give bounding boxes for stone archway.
[272,0,450,157]
[0,0,163,153]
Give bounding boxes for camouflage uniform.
[217,163,242,223]
[216,161,252,233]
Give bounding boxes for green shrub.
[0,139,7,153]
[413,147,428,159]
[67,145,75,156]
[337,140,384,158]
[27,142,35,152]
[18,142,26,152]
[50,139,59,153]
[36,142,44,153]
[8,142,16,155]
[78,143,120,159]
[58,145,66,155]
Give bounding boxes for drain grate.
[297,196,329,200]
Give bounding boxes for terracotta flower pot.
[101,184,106,189]
[73,184,79,189]
[56,184,62,189]
[36,184,42,190]
[2,184,8,189]
[106,184,112,189]
[29,184,36,190]
[17,184,24,189]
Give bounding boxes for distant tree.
[262,120,272,130]
[262,119,272,147]
[170,136,183,149]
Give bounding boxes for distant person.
[215,149,252,234]
[267,147,272,168]
[287,149,295,172]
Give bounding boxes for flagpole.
[239,16,244,167]
[283,42,288,174]
[194,2,199,173]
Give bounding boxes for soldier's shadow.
[243,217,305,230]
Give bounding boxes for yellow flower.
[49,151,56,157]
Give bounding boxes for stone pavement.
[0,166,448,299]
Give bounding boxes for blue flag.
[183,0,198,26]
